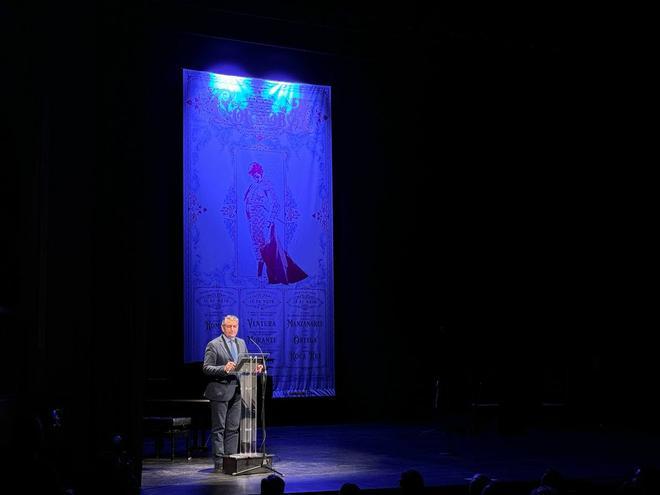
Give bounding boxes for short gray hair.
[222,314,239,326]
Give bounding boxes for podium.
[224,353,279,476]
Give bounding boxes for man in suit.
[203,314,262,472]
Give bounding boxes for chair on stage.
[143,416,192,461]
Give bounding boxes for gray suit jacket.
[203,335,248,401]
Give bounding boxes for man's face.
[221,319,239,338]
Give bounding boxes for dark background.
[1,1,655,492]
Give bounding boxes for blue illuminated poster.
[183,69,334,397]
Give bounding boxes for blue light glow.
[209,74,254,112]
[262,81,301,114]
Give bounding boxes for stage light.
[262,81,301,114]
[208,74,254,112]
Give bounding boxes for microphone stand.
[233,337,283,477]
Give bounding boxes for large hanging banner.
[183,69,334,397]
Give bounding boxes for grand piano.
[143,367,272,459]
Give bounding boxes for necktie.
[229,338,238,361]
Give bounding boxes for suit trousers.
[210,389,241,458]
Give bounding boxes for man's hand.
[256,364,264,373]
[225,361,236,372]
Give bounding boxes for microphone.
[249,336,268,373]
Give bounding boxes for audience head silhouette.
[261,474,285,495]
[480,480,507,494]
[339,482,360,495]
[400,469,424,495]
[620,464,660,494]
[540,468,563,492]
[469,473,492,495]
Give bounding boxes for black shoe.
[214,459,223,472]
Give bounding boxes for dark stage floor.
[140,422,660,495]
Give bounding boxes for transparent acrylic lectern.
[225,352,281,476]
